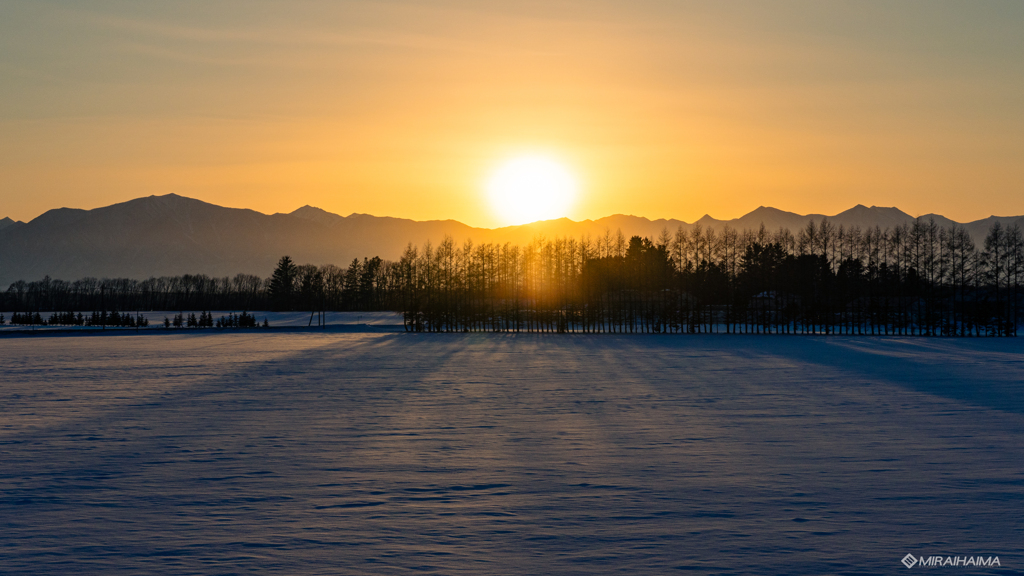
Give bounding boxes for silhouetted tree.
[268,255,298,311]
[2,220,1020,336]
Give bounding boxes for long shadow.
[558,333,1024,415]
[748,336,1024,415]
[0,333,463,573]
[3,332,1022,575]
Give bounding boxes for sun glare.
[487,156,578,226]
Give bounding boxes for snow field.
[1,333,1022,574]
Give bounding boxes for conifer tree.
[269,256,298,311]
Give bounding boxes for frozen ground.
[1,332,1022,575]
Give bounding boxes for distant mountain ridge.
[0,216,24,232]
[1,194,1022,286]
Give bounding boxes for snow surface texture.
[1,333,1022,574]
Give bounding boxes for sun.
[486,155,578,226]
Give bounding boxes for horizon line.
[5,192,1022,230]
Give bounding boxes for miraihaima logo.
[902,553,1001,568]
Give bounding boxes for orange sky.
[2,1,1023,226]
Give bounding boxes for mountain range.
[2,194,1022,287]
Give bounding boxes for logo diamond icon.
[902,554,918,568]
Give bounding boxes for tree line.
[388,220,1021,336]
[4,310,150,328]
[162,311,264,329]
[0,257,393,316]
[2,219,1021,336]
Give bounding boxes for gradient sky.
[2,0,1023,226]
